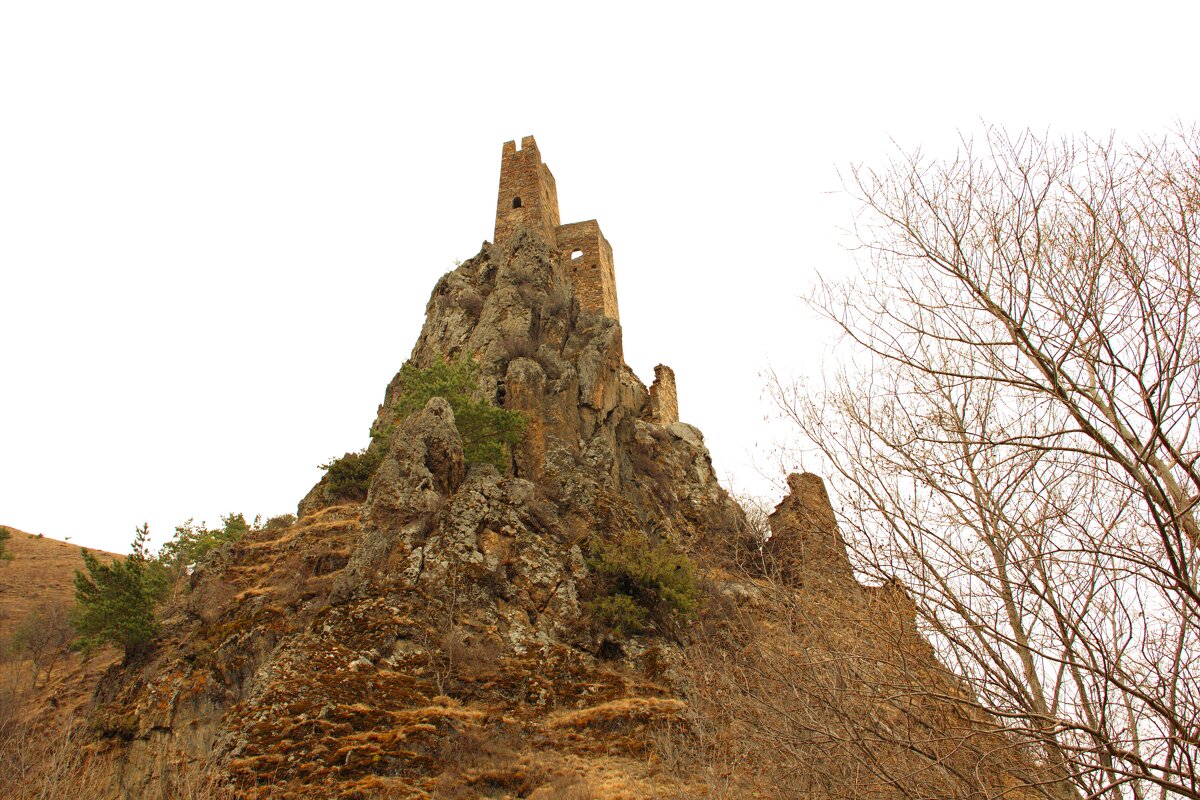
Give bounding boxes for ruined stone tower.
[494,136,620,321]
[649,365,679,425]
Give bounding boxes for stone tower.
[494,136,560,245]
[494,136,620,322]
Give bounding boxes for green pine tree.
[72,524,168,659]
[158,512,251,574]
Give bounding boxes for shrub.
[319,441,387,502]
[158,513,252,574]
[318,357,527,496]
[72,524,169,658]
[587,593,649,637]
[0,526,12,562]
[264,513,296,530]
[542,282,571,317]
[584,531,702,636]
[9,601,74,687]
[501,334,538,360]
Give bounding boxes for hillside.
[0,527,122,741]
[0,526,120,626]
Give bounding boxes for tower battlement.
[494,136,620,322]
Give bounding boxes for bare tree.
[772,126,1200,799]
[9,601,74,688]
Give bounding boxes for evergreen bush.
[393,356,526,470]
[584,530,702,636]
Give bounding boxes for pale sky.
[2,1,1195,553]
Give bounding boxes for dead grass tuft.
[548,697,685,731]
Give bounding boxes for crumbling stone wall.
[495,136,560,245]
[650,364,679,424]
[764,473,858,593]
[556,220,619,320]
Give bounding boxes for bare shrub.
[263,513,296,530]
[528,773,595,800]
[697,492,770,575]
[627,445,671,502]
[9,601,74,688]
[542,282,571,317]
[516,281,542,307]
[0,703,234,800]
[0,716,111,800]
[502,333,538,361]
[157,748,237,800]
[431,724,533,798]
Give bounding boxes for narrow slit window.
[512,197,522,209]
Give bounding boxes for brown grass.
[0,713,234,800]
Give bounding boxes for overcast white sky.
[2,1,1195,553]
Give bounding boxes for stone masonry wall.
[557,220,619,321]
[494,136,560,245]
[650,364,679,424]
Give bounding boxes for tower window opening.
[570,249,583,260]
[512,197,522,209]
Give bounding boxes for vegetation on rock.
[319,440,387,503]
[393,356,526,469]
[584,530,702,636]
[321,356,527,500]
[263,513,296,530]
[8,601,74,688]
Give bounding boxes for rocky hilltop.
[82,138,1039,799]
